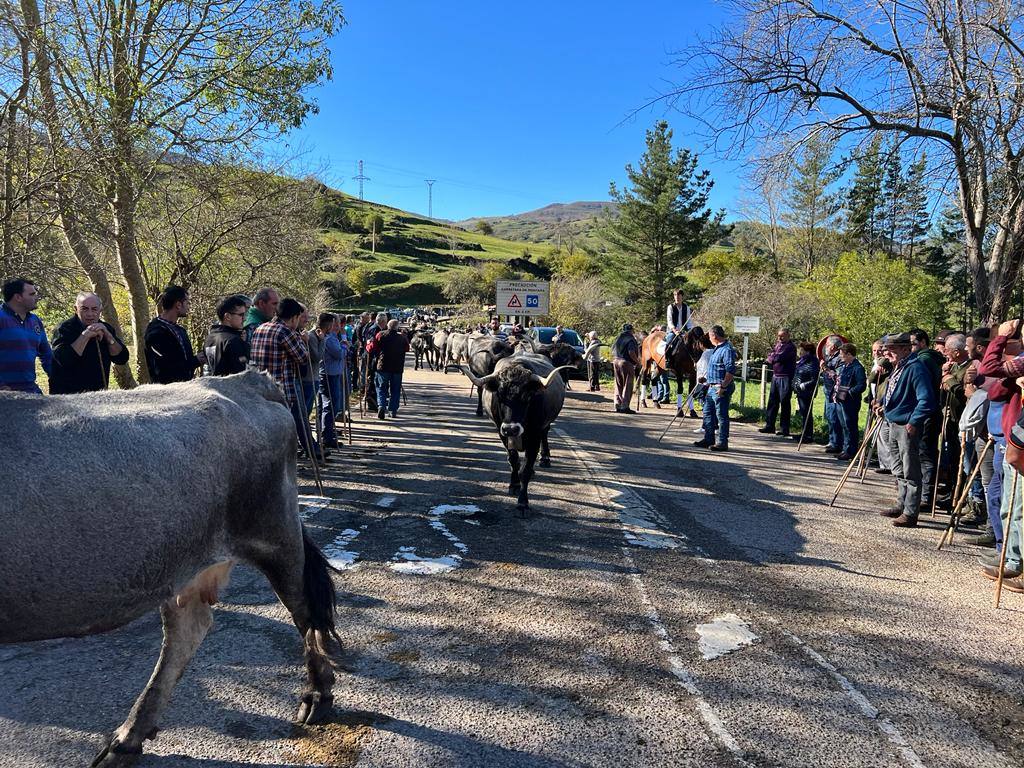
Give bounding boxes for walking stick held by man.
[293,360,324,496]
[797,376,821,452]
[829,418,882,507]
[930,399,952,519]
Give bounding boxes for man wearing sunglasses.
[204,295,251,376]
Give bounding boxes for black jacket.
[375,329,410,374]
[204,323,250,376]
[50,316,130,394]
[144,317,200,384]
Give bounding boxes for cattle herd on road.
[1,320,587,768]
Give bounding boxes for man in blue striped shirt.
[0,278,52,393]
[694,324,736,452]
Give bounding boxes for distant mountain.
[456,201,616,247]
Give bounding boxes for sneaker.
[377,408,386,420]
[693,440,713,448]
[892,514,918,527]
[978,553,1004,568]
[981,564,1023,581]
[836,453,854,460]
[692,426,705,433]
[710,443,729,452]
[975,532,997,547]
[824,445,841,454]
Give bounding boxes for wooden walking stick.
[342,360,353,445]
[937,436,992,550]
[930,400,952,519]
[95,336,108,389]
[797,375,821,452]
[828,418,882,507]
[856,369,882,478]
[995,468,1021,608]
[293,362,324,496]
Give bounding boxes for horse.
[639,325,705,415]
[0,371,342,766]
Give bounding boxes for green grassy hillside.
[318,190,551,308]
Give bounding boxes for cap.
[622,323,634,332]
[883,332,913,346]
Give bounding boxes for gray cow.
[0,371,341,767]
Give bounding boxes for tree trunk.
[111,160,153,384]
[19,0,137,388]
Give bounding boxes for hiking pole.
[797,376,821,452]
[930,400,951,519]
[658,389,696,442]
[937,436,992,550]
[95,335,108,389]
[342,360,353,445]
[293,362,324,496]
[995,467,1021,608]
[828,418,882,507]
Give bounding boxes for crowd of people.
[0,278,411,467]
[5,274,1023,595]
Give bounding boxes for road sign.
[734,315,761,334]
[497,279,549,316]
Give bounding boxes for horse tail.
[302,526,342,646]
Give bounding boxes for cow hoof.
[91,738,143,768]
[295,693,334,726]
[516,504,530,518]
[538,457,551,468]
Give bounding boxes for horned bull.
[0,371,342,767]
[461,354,573,515]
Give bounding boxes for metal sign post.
[733,316,761,408]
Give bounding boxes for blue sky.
[284,1,743,221]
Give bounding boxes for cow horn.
[459,365,497,388]
[537,366,574,389]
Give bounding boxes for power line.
[352,159,370,201]
[424,179,436,218]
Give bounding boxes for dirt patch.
[387,649,421,663]
[372,630,399,643]
[287,710,389,767]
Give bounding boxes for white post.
[740,333,750,407]
[760,363,768,412]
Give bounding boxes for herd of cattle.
[0,321,588,767]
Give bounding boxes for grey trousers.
[888,424,923,517]
[874,418,893,471]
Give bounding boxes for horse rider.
[664,288,693,359]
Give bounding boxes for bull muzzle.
[500,422,524,439]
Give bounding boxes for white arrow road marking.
[297,494,332,521]
[388,504,473,576]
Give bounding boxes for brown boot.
[981,564,1023,581]
[892,514,918,527]
[879,506,903,518]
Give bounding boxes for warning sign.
[496,280,549,316]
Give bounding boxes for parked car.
[528,326,586,378]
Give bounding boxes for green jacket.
[243,306,270,344]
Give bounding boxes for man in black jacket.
[204,295,251,376]
[374,319,410,419]
[50,292,130,393]
[144,285,202,384]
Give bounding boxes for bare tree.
[673,0,1024,321]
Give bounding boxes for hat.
[622,323,633,332]
[883,332,912,346]
[934,329,955,345]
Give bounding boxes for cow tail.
[302,526,343,648]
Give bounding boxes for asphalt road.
[2,364,1023,768]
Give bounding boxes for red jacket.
[977,333,1024,437]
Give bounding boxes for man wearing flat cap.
[876,331,938,527]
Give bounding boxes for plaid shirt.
[249,320,307,405]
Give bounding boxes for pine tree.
[602,121,725,318]
[846,135,885,251]
[900,154,930,267]
[879,145,906,258]
[783,136,842,277]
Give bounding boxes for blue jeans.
[652,373,667,401]
[1000,455,1022,569]
[375,371,402,414]
[703,382,733,445]
[319,372,343,445]
[988,439,1005,548]
[824,390,842,448]
[839,399,861,455]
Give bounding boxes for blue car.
[528,326,587,378]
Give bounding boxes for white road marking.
[782,630,927,768]
[297,494,332,521]
[552,427,748,762]
[553,427,712,561]
[388,504,471,576]
[696,614,759,660]
[376,495,397,508]
[323,528,363,570]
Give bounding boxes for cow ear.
[484,378,500,392]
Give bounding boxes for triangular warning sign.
[507,294,522,308]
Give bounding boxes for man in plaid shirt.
[250,297,320,460]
